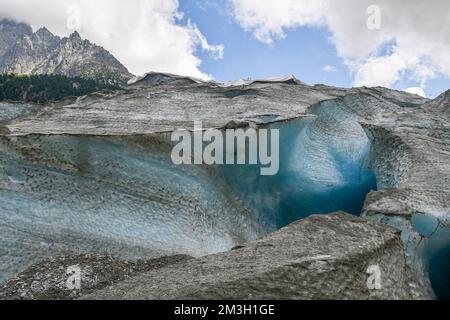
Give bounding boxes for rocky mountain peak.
[34,27,59,46]
[69,30,82,41]
[0,19,133,86]
[35,26,53,37]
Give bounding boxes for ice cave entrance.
[222,102,378,231]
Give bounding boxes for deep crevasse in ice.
[412,214,450,299]
[369,212,450,300]
[223,100,377,230]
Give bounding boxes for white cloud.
[231,0,450,88]
[405,87,426,98]
[0,0,224,79]
[231,0,326,44]
[187,20,224,60]
[322,65,337,72]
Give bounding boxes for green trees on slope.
[0,74,119,103]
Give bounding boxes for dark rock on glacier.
[0,254,192,300]
[0,19,133,86]
[0,213,426,300]
[82,213,425,300]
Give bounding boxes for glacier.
[0,73,448,299]
[0,109,377,282]
[222,101,377,230]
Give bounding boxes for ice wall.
[0,101,380,283]
[222,100,377,231]
[0,134,261,283]
[412,214,450,299]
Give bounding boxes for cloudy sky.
[0,0,449,97]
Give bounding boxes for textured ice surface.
[361,90,450,299]
[223,103,377,230]
[82,213,423,300]
[8,74,428,136]
[0,111,377,283]
[0,73,448,298]
[370,212,450,300]
[0,102,40,122]
[411,214,450,299]
[0,134,260,282]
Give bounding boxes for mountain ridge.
[0,19,133,86]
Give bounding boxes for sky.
[0,0,449,97]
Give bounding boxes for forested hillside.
[0,74,118,103]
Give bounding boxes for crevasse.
[222,100,377,231]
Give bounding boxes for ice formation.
[0,73,448,299]
[222,103,377,230]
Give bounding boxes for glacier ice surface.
[412,214,450,299]
[223,101,377,230]
[1,73,448,299]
